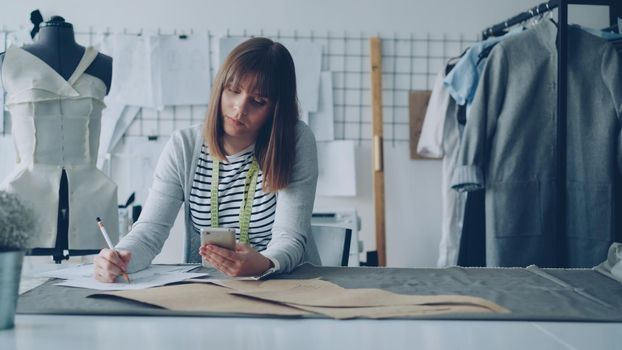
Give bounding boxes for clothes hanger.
[546,3,558,27]
[532,7,541,26]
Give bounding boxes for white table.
[2,315,621,350]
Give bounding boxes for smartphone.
[200,227,236,250]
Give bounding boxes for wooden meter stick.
[369,37,386,266]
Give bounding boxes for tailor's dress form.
[1,45,118,249]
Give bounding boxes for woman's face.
[220,77,273,142]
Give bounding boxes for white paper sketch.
[106,34,162,109]
[308,72,335,141]
[280,39,322,114]
[109,135,169,206]
[316,141,357,196]
[97,105,141,172]
[159,34,211,105]
[38,263,197,279]
[6,28,32,47]
[19,277,50,295]
[0,32,5,133]
[0,135,17,183]
[0,80,4,134]
[218,37,245,67]
[52,264,206,291]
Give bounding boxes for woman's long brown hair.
[204,37,299,192]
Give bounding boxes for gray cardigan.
[116,121,320,274]
[451,20,622,267]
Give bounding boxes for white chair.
[309,225,352,266]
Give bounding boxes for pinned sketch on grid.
[109,135,169,205]
[280,39,322,114]
[0,135,17,182]
[2,28,31,134]
[0,87,4,133]
[219,37,322,115]
[97,105,141,172]
[6,28,32,47]
[92,34,130,173]
[40,264,206,291]
[159,34,211,105]
[308,72,335,141]
[97,32,211,107]
[316,141,356,196]
[106,34,163,109]
[0,31,6,133]
[218,36,245,66]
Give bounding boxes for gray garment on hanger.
[451,20,622,268]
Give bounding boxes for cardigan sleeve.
[261,121,319,273]
[115,130,186,273]
[451,45,509,192]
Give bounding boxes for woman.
[94,37,319,282]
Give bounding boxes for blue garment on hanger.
[443,27,522,117]
[581,25,622,41]
[580,17,622,40]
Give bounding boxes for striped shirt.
[189,144,276,251]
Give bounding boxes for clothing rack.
[483,0,621,40]
[481,1,558,40]
[481,0,620,267]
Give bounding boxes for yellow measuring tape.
[210,157,259,244]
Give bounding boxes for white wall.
[0,0,610,267]
[2,1,609,37]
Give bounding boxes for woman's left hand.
[199,243,273,277]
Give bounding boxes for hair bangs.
[223,51,278,100]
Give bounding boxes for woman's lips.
[226,116,244,127]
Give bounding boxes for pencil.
[96,217,130,283]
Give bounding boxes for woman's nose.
[234,100,248,116]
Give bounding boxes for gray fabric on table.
[17,263,622,321]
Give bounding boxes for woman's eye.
[253,99,266,106]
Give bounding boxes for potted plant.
[0,191,36,330]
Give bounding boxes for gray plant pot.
[0,249,25,330]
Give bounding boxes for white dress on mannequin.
[1,45,118,249]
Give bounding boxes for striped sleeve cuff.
[451,165,484,192]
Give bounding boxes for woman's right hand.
[93,248,132,283]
